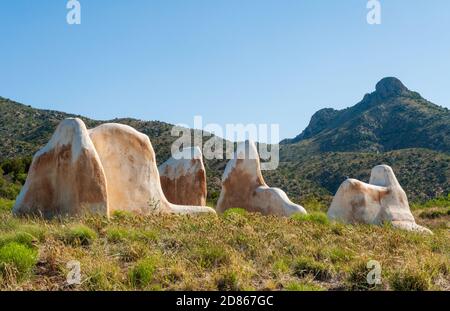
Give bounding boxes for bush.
[62,224,97,246]
[390,270,430,291]
[300,197,328,213]
[207,191,220,207]
[0,198,14,212]
[0,242,38,279]
[0,157,32,179]
[291,212,330,225]
[0,180,21,200]
[293,257,333,281]
[129,257,159,288]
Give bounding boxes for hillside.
[267,148,450,203]
[1,77,450,204]
[0,97,176,163]
[282,77,450,153]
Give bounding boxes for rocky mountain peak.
[375,77,409,98]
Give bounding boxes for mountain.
[282,77,450,153]
[1,77,449,204]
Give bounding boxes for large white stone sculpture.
[13,118,109,218]
[158,147,207,206]
[89,123,215,215]
[327,165,432,234]
[216,141,307,216]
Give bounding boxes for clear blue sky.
[0,1,449,141]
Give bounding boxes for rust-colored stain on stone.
[217,160,266,214]
[13,118,108,219]
[216,141,306,217]
[159,147,207,206]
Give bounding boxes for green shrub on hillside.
[0,178,21,200]
[0,198,14,212]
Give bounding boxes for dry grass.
[0,200,448,291]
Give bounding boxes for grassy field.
[0,198,448,291]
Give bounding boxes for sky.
[0,1,449,142]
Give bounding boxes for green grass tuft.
[195,244,230,269]
[222,208,248,217]
[111,210,135,221]
[0,231,37,248]
[300,197,328,213]
[291,212,330,225]
[105,227,132,243]
[0,242,38,279]
[18,224,47,242]
[390,270,431,291]
[62,224,97,246]
[129,257,159,288]
[285,281,325,291]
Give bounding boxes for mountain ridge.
[282,77,450,153]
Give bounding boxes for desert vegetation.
[0,198,448,291]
